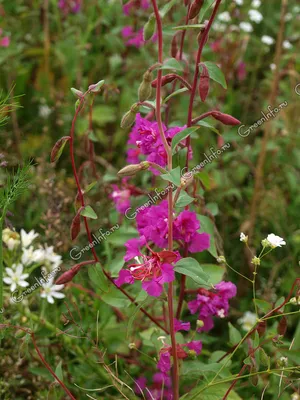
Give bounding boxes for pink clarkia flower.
[0,36,10,47]
[188,282,237,332]
[115,243,178,297]
[110,180,131,214]
[174,318,191,332]
[122,27,145,48]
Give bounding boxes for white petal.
[47,295,54,304]
[51,292,65,299]
[10,282,17,292]
[3,277,12,285]
[19,280,29,287]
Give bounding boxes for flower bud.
[171,33,178,58]
[117,164,144,178]
[180,172,193,189]
[188,0,204,20]
[88,80,105,93]
[138,70,153,102]
[75,99,81,111]
[211,111,241,126]
[251,256,260,266]
[196,320,204,328]
[71,87,84,98]
[55,265,81,285]
[128,343,136,349]
[277,356,288,368]
[217,255,226,264]
[188,350,197,359]
[199,64,210,102]
[120,103,140,129]
[143,13,156,41]
[151,74,177,88]
[290,297,297,305]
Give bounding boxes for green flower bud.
[138,70,153,102]
[117,164,143,178]
[71,87,83,98]
[121,103,140,129]
[251,256,261,266]
[196,320,204,328]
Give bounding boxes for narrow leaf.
[171,126,199,154]
[202,61,227,89]
[70,207,83,240]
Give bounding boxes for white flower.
[283,40,292,49]
[40,279,65,304]
[239,22,253,33]
[270,63,276,71]
[218,11,231,22]
[234,0,243,5]
[21,246,44,266]
[38,245,62,271]
[284,13,292,21]
[265,233,286,248]
[238,312,257,331]
[2,228,20,251]
[248,9,263,23]
[214,22,226,32]
[262,35,274,45]
[3,264,29,292]
[39,105,52,119]
[251,0,261,7]
[20,229,39,248]
[292,393,300,400]
[240,232,248,243]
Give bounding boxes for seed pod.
[143,13,156,41]
[211,111,241,126]
[138,70,153,102]
[171,33,178,58]
[277,316,287,336]
[70,208,82,241]
[188,0,204,20]
[151,74,177,88]
[120,103,140,129]
[199,64,210,102]
[55,264,82,285]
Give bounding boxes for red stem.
[222,364,248,400]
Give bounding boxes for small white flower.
[248,9,263,23]
[234,0,243,5]
[240,232,248,243]
[262,35,275,45]
[251,0,261,7]
[239,22,253,33]
[3,264,29,292]
[21,246,44,266]
[270,63,276,71]
[292,393,300,400]
[39,105,52,119]
[284,13,292,22]
[279,356,288,367]
[283,40,292,49]
[2,228,20,251]
[40,279,65,304]
[38,245,62,271]
[217,309,225,318]
[20,229,39,248]
[214,22,226,32]
[238,312,257,331]
[218,11,231,22]
[265,233,286,248]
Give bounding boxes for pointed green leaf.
[171,127,199,154]
[80,205,97,219]
[174,257,210,286]
[161,166,181,186]
[160,58,184,72]
[202,62,227,89]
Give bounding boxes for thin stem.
[262,310,300,321]
[150,0,179,397]
[225,262,253,283]
[252,264,258,317]
[191,111,215,125]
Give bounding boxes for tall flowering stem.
[68,91,168,333]
[150,0,179,397]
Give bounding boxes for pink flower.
[174,318,191,332]
[58,0,81,15]
[123,0,150,16]
[126,114,187,173]
[115,245,177,297]
[0,36,10,47]
[122,27,145,48]
[188,282,237,332]
[110,180,131,214]
[237,61,247,81]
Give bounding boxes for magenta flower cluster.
[58,0,81,15]
[127,114,189,173]
[110,179,131,214]
[188,281,237,332]
[0,29,10,47]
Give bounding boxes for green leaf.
[88,263,109,292]
[102,286,131,308]
[197,215,218,258]
[202,61,227,89]
[196,120,220,135]
[174,258,210,286]
[175,191,195,208]
[171,127,199,154]
[228,322,242,345]
[183,383,242,399]
[160,0,177,18]
[84,181,97,194]
[127,297,150,337]
[160,58,184,72]
[201,264,225,285]
[172,24,205,30]
[206,202,219,216]
[195,171,211,190]
[80,205,98,219]
[163,87,189,103]
[161,166,181,186]
[54,361,63,382]
[254,299,272,314]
